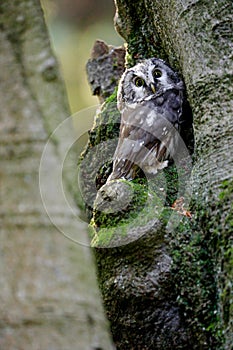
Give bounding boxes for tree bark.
[82,0,233,349]
[0,1,113,349]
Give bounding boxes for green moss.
[89,98,120,147]
[91,180,165,247]
[126,32,163,67]
[77,89,121,216]
[168,217,221,347]
[105,87,118,104]
[218,179,233,201]
[215,179,233,344]
[167,179,233,348]
[114,0,169,67]
[79,89,120,162]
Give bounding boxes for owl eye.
[134,77,145,87]
[153,69,162,79]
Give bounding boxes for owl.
[106,58,190,182]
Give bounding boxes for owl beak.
[150,83,156,94]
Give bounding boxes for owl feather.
[107,58,189,182]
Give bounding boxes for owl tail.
[107,158,137,182]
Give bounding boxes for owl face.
[117,58,183,112]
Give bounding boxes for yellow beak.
[150,83,156,94]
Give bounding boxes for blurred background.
[41,0,124,114]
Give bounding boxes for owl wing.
[108,104,176,181]
[108,111,170,181]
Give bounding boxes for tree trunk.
[0,1,113,349]
[81,0,233,349]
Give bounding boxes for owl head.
[117,58,184,112]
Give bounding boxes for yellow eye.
[134,77,145,87]
[153,69,162,78]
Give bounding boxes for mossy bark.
[0,1,114,348]
[81,0,233,349]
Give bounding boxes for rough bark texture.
[86,40,125,103]
[0,1,114,349]
[82,0,233,349]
